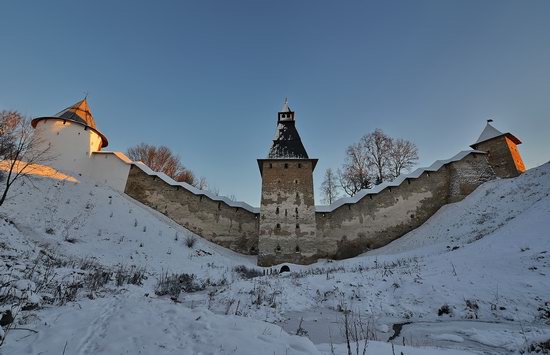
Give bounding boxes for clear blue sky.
[1,1,549,205]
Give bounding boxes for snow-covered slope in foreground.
[204,163,550,353]
[1,162,550,354]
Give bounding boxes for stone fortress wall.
[31,99,524,266]
[124,162,260,254]
[123,149,497,263]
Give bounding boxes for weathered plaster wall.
[124,165,259,254]
[258,160,317,266]
[315,153,495,260]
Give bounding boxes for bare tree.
[126,143,201,187]
[361,129,392,185]
[321,168,340,204]
[388,138,418,180]
[337,129,419,196]
[0,112,51,206]
[338,142,372,197]
[196,176,208,190]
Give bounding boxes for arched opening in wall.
[275,244,281,253]
[250,246,257,254]
[280,265,290,273]
[269,163,273,168]
[295,223,300,229]
[276,223,281,230]
[298,163,302,168]
[294,179,298,184]
[295,245,300,253]
[285,209,288,216]
[284,163,288,169]
[276,207,279,214]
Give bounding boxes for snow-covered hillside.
[1,162,550,354]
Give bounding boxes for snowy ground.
[1,162,549,354]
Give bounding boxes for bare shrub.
[524,338,550,353]
[154,272,204,297]
[233,265,263,279]
[341,310,371,355]
[296,317,309,337]
[438,304,452,316]
[465,299,479,319]
[185,235,197,248]
[115,266,147,286]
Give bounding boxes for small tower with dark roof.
[257,100,318,266]
[470,120,525,178]
[31,98,112,177]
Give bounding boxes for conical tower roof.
[267,100,309,159]
[470,120,521,148]
[32,99,108,147]
[53,99,97,129]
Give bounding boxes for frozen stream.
[277,308,550,354]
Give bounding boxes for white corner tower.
[31,99,132,191]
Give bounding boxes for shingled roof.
[53,99,97,129]
[470,121,521,149]
[266,101,309,159]
[31,99,109,147]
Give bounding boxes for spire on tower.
[281,98,291,112]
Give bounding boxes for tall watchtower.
[470,120,525,178]
[257,100,318,266]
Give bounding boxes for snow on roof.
[92,151,133,164]
[470,122,521,148]
[315,150,486,213]
[132,162,260,214]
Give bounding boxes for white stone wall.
[33,119,131,192]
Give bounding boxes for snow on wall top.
[92,151,133,164]
[315,150,487,213]
[132,162,260,214]
[132,150,485,215]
